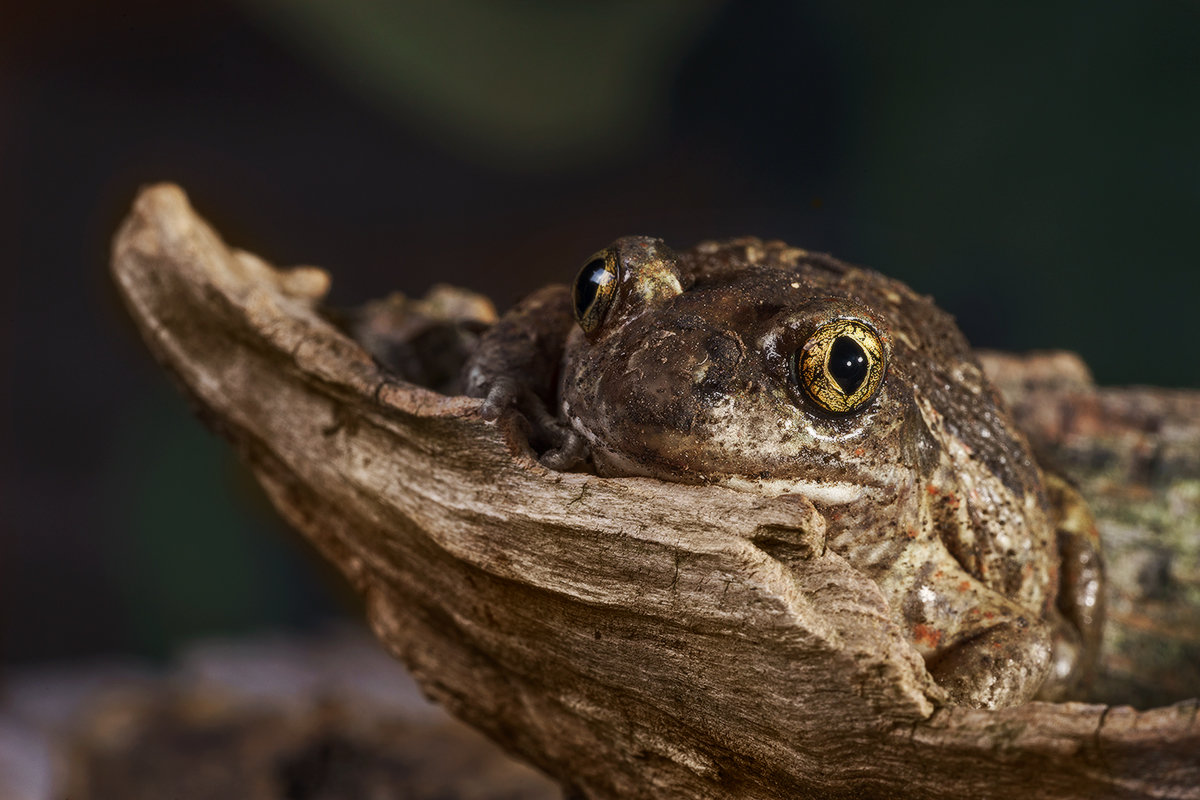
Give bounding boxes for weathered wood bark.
[111,184,1199,800]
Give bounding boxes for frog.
[461,235,1104,709]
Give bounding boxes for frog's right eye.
[572,249,619,334]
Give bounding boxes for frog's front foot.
[926,619,1055,708]
[460,284,587,469]
[468,372,587,470]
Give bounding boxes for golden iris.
[572,249,619,335]
[795,319,886,414]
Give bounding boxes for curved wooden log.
[111,184,1199,799]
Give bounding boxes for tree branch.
[111,184,1199,800]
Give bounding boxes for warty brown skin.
[463,236,1103,709]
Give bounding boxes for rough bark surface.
[111,184,1199,799]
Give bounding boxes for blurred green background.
[2,0,1197,665]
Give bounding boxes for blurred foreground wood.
[0,629,558,800]
[110,184,1199,799]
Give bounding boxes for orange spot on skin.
[904,527,918,540]
[926,484,940,496]
[959,581,972,592]
[853,447,865,457]
[912,624,943,649]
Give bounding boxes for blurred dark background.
[2,0,1197,666]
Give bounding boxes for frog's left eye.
[572,249,619,335]
[793,319,886,414]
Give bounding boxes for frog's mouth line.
[721,474,880,505]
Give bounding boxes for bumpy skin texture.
[462,236,1104,709]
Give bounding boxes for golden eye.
[794,319,886,414]
[572,248,619,335]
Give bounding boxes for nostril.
[705,331,743,363]
[696,332,744,391]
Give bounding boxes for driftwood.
[111,184,1200,800]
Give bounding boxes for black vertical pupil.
[573,257,609,318]
[828,336,869,394]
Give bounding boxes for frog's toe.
[539,429,587,471]
[478,377,523,421]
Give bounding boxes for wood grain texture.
[112,184,1199,799]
